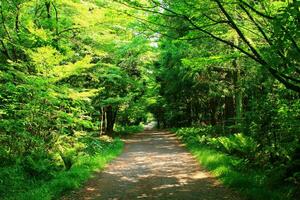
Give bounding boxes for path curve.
[62,131,242,200]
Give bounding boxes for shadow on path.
[62,131,242,200]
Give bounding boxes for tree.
[118,0,300,92]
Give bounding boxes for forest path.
[62,131,242,200]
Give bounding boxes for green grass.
[172,126,296,200]
[3,138,124,200]
[184,143,293,200]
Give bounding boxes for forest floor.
[61,131,242,200]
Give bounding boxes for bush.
[0,166,26,196]
[1,137,123,200]
[114,125,144,136]
[207,133,258,160]
[173,127,296,200]
[21,150,57,179]
[175,127,258,162]
[175,126,213,144]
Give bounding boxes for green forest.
[0,0,299,199]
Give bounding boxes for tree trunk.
[188,100,193,126]
[224,96,235,126]
[15,6,20,33]
[45,2,51,19]
[100,107,106,136]
[157,119,160,129]
[209,98,217,126]
[105,105,115,136]
[233,34,243,130]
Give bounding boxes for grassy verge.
[173,128,294,200]
[188,145,291,200]
[3,138,124,200]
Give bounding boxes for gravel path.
[62,131,242,200]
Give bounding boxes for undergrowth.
[173,127,297,200]
[114,125,144,136]
[1,137,123,200]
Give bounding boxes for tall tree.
[118,0,300,92]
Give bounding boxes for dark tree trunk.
[157,120,160,129]
[209,98,217,126]
[15,7,20,33]
[224,96,235,126]
[99,106,117,136]
[100,107,106,136]
[224,69,235,127]
[187,101,193,126]
[105,105,114,136]
[45,2,51,19]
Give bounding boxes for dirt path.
[62,131,242,200]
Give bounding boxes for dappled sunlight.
[192,171,212,180]
[137,193,149,199]
[62,131,241,200]
[2,0,298,199]
[152,183,182,190]
[86,187,96,192]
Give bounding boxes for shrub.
[175,126,213,144]
[21,150,57,179]
[207,133,258,160]
[175,127,258,160]
[173,127,296,200]
[114,125,144,136]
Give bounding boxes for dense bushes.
[114,125,144,136]
[175,127,299,199]
[175,127,258,162]
[0,66,142,199]
[0,68,124,199]
[0,135,123,200]
[175,127,257,157]
[0,1,153,198]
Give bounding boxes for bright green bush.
[207,133,258,160]
[176,127,261,164]
[175,126,213,144]
[174,127,296,200]
[0,137,123,200]
[21,151,57,179]
[114,125,144,136]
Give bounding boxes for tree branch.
[0,39,12,60]
[214,0,267,65]
[238,0,274,20]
